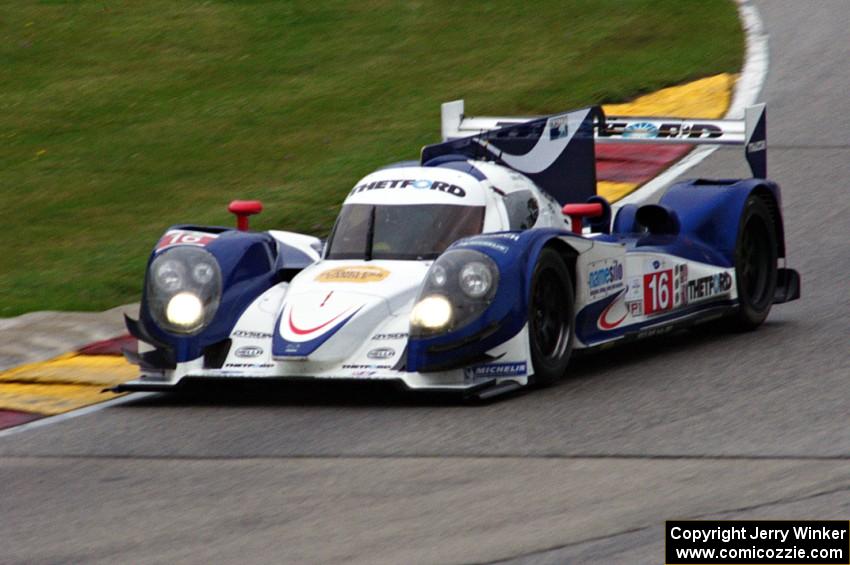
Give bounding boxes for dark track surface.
[2,2,848,563]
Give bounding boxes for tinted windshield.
[326,204,485,260]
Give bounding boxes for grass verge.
[0,0,742,315]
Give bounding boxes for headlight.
[192,262,216,284]
[146,246,222,335]
[154,260,185,292]
[410,295,452,330]
[459,261,493,298]
[166,292,204,330]
[410,249,499,337]
[430,264,448,287]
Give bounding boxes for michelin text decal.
[464,362,527,380]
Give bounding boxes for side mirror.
[228,200,263,231]
[562,203,603,234]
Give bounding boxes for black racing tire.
[732,195,778,330]
[528,248,575,386]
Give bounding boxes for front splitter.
[110,375,523,400]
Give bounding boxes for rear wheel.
[732,195,778,330]
[528,248,575,385]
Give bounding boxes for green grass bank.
[0,1,742,315]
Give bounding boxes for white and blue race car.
[118,101,800,398]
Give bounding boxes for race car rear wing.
[438,99,767,180]
[424,105,603,205]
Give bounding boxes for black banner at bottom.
[666,520,849,564]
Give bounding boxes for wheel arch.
[540,237,579,292]
[659,178,788,264]
[135,226,281,363]
[519,231,587,307]
[526,242,577,385]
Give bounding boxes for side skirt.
[576,300,738,353]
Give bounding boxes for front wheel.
[732,195,778,330]
[528,248,575,386]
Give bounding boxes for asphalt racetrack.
[2,2,848,563]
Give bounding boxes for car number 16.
[644,269,673,315]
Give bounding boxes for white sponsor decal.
[367,348,395,360]
[234,346,263,358]
[587,258,624,298]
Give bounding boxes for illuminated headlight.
[410,295,452,330]
[145,246,222,335]
[459,261,493,298]
[165,292,204,330]
[410,249,499,338]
